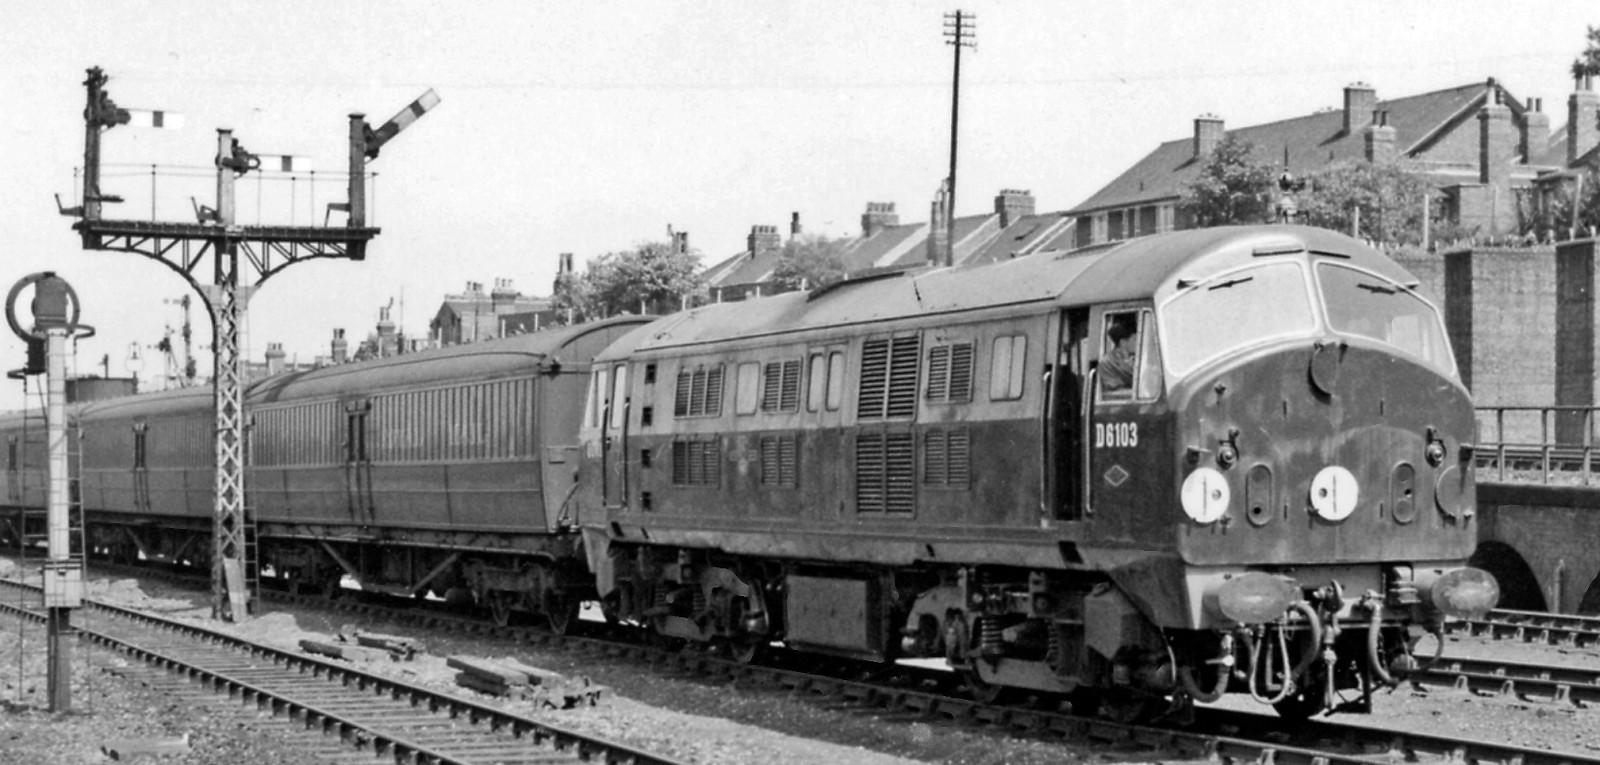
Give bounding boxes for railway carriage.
[2,316,648,629]
[577,225,1498,717]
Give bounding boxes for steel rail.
[1407,654,1600,706]
[30,559,1600,765]
[1446,609,1600,648]
[0,577,686,765]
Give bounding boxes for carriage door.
[601,363,631,510]
[343,400,374,523]
[1050,310,1088,521]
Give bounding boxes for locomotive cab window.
[586,368,608,429]
[1098,310,1161,402]
[1316,262,1454,376]
[608,365,628,430]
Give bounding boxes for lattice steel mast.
[64,67,437,620]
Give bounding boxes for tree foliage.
[1575,25,1600,80]
[1180,136,1277,227]
[555,240,705,320]
[770,234,850,292]
[1299,160,1434,245]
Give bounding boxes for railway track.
[22,558,1600,765]
[0,576,686,765]
[102,563,1600,765]
[1446,608,1600,648]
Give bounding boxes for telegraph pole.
[943,10,976,267]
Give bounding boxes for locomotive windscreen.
[1159,261,1316,376]
[1315,262,1454,376]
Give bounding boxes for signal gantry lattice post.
[63,67,438,620]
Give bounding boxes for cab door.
[601,362,631,510]
[1049,310,1088,522]
[343,400,373,523]
[1086,306,1167,541]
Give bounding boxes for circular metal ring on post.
[6,272,83,341]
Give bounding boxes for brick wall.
[1555,238,1600,442]
[1444,246,1557,435]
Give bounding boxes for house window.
[925,342,975,403]
[988,335,1027,400]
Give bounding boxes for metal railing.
[1475,405,1600,485]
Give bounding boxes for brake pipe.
[1178,632,1237,703]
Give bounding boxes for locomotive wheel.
[545,591,580,635]
[961,667,1014,705]
[1097,689,1163,724]
[726,634,764,665]
[488,591,516,627]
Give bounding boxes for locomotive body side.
[578,225,1496,717]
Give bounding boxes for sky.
[0,0,1594,411]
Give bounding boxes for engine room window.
[826,351,845,410]
[1160,261,1316,377]
[735,362,761,415]
[988,335,1027,400]
[1316,262,1455,376]
[806,354,826,412]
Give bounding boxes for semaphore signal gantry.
[58,66,438,621]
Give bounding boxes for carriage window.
[1160,261,1315,377]
[988,335,1027,400]
[826,351,845,411]
[608,365,628,430]
[735,362,761,415]
[1316,262,1454,376]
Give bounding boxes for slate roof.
[1067,82,1530,216]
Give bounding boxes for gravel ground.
[5,562,1600,764]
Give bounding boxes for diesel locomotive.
[0,224,1497,719]
[576,225,1498,718]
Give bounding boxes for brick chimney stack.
[993,189,1036,228]
[264,342,285,376]
[1570,74,1599,165]
[861,202,898,237]
[1522,97,1549,164]
[331,328,348,364]
[377,306,398,358]
[790,211,801,239]
[1343,82,1377,134]
[747,225,780,256]
[1193,114,1224,159]
[491,277,517,309]
[1480,82,1514,188]
[1364,110,1396,163]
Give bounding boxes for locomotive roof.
[603,225,1414,355]
[56,316,650,422]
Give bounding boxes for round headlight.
[1309,465,1358,521]
[1181,467,1230,524]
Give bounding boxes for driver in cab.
[1101,314,1138,393]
